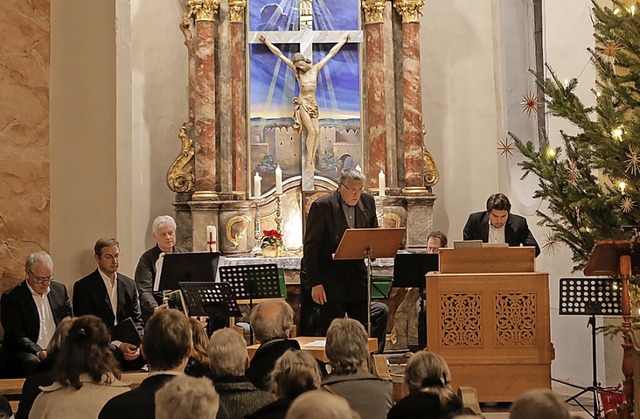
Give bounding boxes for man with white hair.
[135,215,188,322]
[207,328,275,418]
[0,251,71,376]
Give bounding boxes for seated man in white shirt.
[73,238,144,369]
[0,251,71,376]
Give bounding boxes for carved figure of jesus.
[259,33,350,172]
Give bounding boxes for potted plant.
[260,229,283,257]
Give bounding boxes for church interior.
[1,0,636,414]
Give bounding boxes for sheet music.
[153,253,165,292]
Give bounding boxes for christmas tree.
[511,0,640,271]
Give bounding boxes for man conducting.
[301,169,378,335]
[73,238,144,369]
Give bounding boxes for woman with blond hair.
[248,349,322,419]
[387,351,464,419]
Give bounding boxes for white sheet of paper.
[303,340,326,348]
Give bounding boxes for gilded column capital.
[187,0,220,21]
[393,0,425,23]
[229,0,247,23]
[362,0,386,24]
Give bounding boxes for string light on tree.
[546,147,557,159]
[618,181,627,195]
[612,126,624,141]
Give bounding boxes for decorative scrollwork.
[187,0,219,21]
[229,0,246,23]
[422,124,439,189]
[495,292,537,346]
[167,124,195,193]
[362,1,385,24]
[440,293,482,347]
[393,0,425,23]
[383,212,402,229]
[225,215,250,249]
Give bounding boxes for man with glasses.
[73,238,144,369]
[0,251,71,376]
[301,169,378,336]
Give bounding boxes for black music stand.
[179,281,242,318]
[393,252,439,349]
[334,228,406,335]
[557,277,622,419]
[154,252,221,292]
[219,264,282,343]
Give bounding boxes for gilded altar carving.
[229,0,247,23]
[383,212,402,229]
[440,293,482,347]
[187,0,219,21]
[495,292,537,346]
[167,124,195,193]
[225,215,250,248]
[362,1,385,24]
[393,0,425,23]
[422,125,440,188]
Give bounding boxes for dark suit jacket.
[73,269,144,339]
[99,373,173,419]
[0,281,71,355]
[245,338,301,391]
[463,211,540,256]
[134,245,188,321]
[301,190,378,303]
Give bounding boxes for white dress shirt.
[26,282,56,349]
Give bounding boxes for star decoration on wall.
[542,233,561,255]
[568,159,578,185]
[625,145,640,175]
[621,196,635,213]
[497,138,514,157]
[521,92,539,117]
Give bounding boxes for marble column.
[229,0,247,196]
[394,0,427,194]
[363,1,387,191]
[190,0,219,200]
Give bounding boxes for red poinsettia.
[260,229,283,248]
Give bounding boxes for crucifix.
[248,2,362,191]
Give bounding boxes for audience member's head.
[426,231,448,254]
[250,300,294,343]
[285,390,360,419]
[155,374,220,419]
[270,349,321,399]
[207,328,248,378]
[0,395,11,419]
[24,251,54,296]
[326,318,369,374]
[142,309,192,372]
[404,351,450,391]
[46,316,76,359]
[152,215,177,253]
[188,317,209,366]
[53,315,120,389]
[508,389,571,419]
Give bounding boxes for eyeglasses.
[341,183,364,194]
[27,269,53,284]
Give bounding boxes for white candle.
[275,165,283,195]
[253,172,262,198]
[206,225,217,252]
[378,170,386,197]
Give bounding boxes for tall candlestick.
[253,172,262,198]
[206,225,217,252]
[378,170,386,197]
[275,165,283,195]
